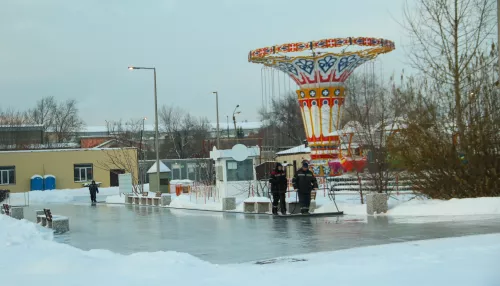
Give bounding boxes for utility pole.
[212,92,220,149]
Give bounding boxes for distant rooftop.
[82,121,263,133]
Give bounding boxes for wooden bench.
[2,204,10,216]
[37,209,70,234]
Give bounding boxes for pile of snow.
[0,215,53,246]
[169,194,222,211]
[243,196,271,203]
[389,197,500,216]
[316,196,500,217]
[105,194,126,204]
[9,187,120,205]
[1,215,499,285]
[170,179,194,185]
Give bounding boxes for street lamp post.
[139,117,147,193]
[128,66,160,195]
[212,92,220,149]
[232,105,240,140]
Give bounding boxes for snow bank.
[1,215,499,286]
[169,194,222,211]
[0,215,53,246]
[243,196,271,203]
[9,187,120,205]
[105,194,126,204]
[389,197,500,216]
[316,195,500,217]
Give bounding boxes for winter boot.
[272,206,278,215]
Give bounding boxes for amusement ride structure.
[249,37,395,176]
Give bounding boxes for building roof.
[82,121,263,134]
[0,147,136,154]
[209,121,262,130]
[276,145,311,155]
[276,143,361,156]
[147,161,171,173]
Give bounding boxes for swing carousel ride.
[249,37,395,176]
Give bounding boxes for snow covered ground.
[8,187,120,205]
[1,214,499,286]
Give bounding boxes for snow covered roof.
[82,121,262,134]
[276,145,311,155]
[147,161,171,173]
[0,147,136,154]
[276,143,360,156]
[209,121,262,130]
[210,144,260,161]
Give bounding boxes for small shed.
[30,175,43,191]
[44,175,56,190]
[147,161,171,194]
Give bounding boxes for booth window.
[74,164,93,182]
[0,166,15,185]
[226,159,253,181]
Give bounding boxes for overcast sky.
[1,0,411,126]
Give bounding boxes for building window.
[226,159,254,182]
[0,166,15,185]
[74,164,93,182]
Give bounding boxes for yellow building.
[0,148,138,193]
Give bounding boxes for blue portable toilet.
[44,175,56,191]
[30,175,43,191]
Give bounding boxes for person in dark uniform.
[88,180,99,203]
[269,163,288,215]
[292,162,318,214]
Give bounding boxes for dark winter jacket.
[292,169,318,193]
[269,168,287,193]
[89,183,99,194]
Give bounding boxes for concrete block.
[125,194,133,204]
[309,201,317,213]
[10,207,24,220]
[222,197,236,211]
[287,202,301,214]
[243,202,255,213]
[153,198,161,206]
[161,194,172,206]
[51,217,70,234]
[256,202,270,213]
[366,193,388,215]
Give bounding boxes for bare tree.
[25,96,57,142]
[403,0,496,149]
[0,108,31,148]
[159,105,210,159]
[105,119,144,146]
[390,47,500,199]
[0,108,27,126]
[259,92,305,148]
[52,99,84,143]
[343,69,405,197]
[95,148,140,195]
